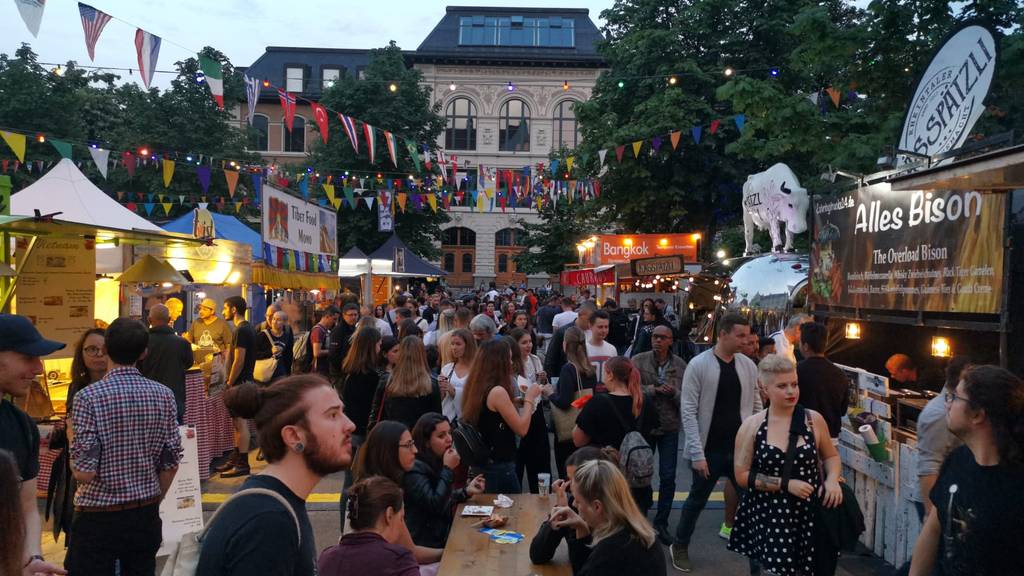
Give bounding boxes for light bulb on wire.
[724,67,734,77]
[669,76,677,85]
[562,80,569,90]
[617,80,625,89]
[449,83,457,91]
[506,81,515,92]
[389,83,398,92]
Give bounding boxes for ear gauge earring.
[293,442,305,453]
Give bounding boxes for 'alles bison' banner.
[810,183,1005,314]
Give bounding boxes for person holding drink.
[438,329,476,423]
[509,329,553,494]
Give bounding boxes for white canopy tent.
[10,158,165,273]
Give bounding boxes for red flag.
[277,89,297,132]
[615,145,626,162]
[710,119,721,134]
[310,102,329,144]
[122,151,135,178]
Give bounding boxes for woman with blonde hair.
[369,336,441,431]
[424,308,454,348]
[549,459,665,575]
[549,326,596,478]
[437,328,477,422]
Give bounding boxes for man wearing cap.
[0,314,68,576]
[67,318,181,575]
[184,297,233,362]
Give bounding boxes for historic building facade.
[240,7,606,289]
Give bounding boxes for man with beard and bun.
[198,375,357,576]
[910,365,1024,576]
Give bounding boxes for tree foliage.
[309,42,447,259]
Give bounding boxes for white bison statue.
[742,163,809,255]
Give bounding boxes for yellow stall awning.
[252,262,339,291]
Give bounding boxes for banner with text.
[262,184,337,259]
[810,183,1005,314]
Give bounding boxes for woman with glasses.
[352,420,443,565]
[46,328,107,544]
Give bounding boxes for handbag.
[781,405,865,554]
[253,331,279,384]
[550,363,591,442]
[451,418,491,467]
[160,488,300,576]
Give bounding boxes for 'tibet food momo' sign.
[898,24,997,160]
[262,185,337,259]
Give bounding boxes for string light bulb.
[36,134,45,143]
[139,147,149,156]
[506,81,515,91]
[724,67,734,77]
[769,67,780,78]
[449,83,457,91]
[617,80,625,89]
[669,76,677,85]
[389,83,398,92]
[562,80,569,90]
[262,79,270,88]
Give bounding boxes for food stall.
[338,235,447,306]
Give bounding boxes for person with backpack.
[308,306,339,376]
[572,356,656,512]
[195,375,356,576]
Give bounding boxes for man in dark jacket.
[328,303,360,391]
[796,322,849,440]
[139,304,194,423]
[543,302,596,377]
[602,298,630,355]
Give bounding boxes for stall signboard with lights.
[261,185,338,274]
[594,234,700,265]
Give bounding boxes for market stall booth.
[807,140,1024,566]
[339,235,446,306]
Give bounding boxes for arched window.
[443,253,455,272]
[443,227,476,247]
[445,98,477,150]
[283,116,306,153]
[554,100,579,149]
[499,99,530,152]
[495,228,521,247]
[498,254,509,273]
[462,253,474,273]
[251,114,269,151]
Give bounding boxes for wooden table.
[439,493,572,576]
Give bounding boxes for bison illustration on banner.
[742,163,809,255]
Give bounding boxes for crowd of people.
[0,281,1022,576]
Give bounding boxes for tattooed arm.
[734,411,781,491]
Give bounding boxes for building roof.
[244,47,373,101]
[163,211,262,258]
[413,6,605,67]
[369,234,447,277]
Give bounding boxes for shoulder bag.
[253,330,279,384]
[550,364,591,442]
[160,488,300,576]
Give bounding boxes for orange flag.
[397,192,408,213]
[670,131,682,150]
[224,170,239,198]
[826,87,841,108]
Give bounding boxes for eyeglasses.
[398,440,417,451]
[83,346,106,357]
[944,391,971,406]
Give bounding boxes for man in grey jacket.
[633,324,687,543]
[671,313,762,572]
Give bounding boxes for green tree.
[310,42,447,259]
[514,199,603,275]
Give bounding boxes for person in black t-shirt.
[198,376,356,576]
[0,314,66,576]
[221,296,258,478]
[796,322,849,439]
[910,365,1024,576]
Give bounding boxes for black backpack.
[451,419,491,467]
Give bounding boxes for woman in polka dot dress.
[728,355,845,575]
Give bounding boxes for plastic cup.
[538,473,551,497]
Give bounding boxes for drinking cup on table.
[538,473,551,497]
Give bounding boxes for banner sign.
[560,266,615,287]
[378,198,393,232]
[158,426,203,556]
[262,184,337,261]
[595,234,699,265]
[631,255,685,277]
[810,183,1005,314]
[898,24,997,160]
[15,239,95,357]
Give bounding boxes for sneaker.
[213,450,238,472]
[718,522,732,540]
[654,523,673,546]
[670,543,692,572]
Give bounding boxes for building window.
[442,227,476,247]
[462,253,474,273]
[499,99,530,152]
[554,100,579,149]
[251,114,269,152]
[445,98,477,151]
[322,68,341,90]
[285,67,304,93]
[443,253,455,272]
[459,16,574,47]
[495,228,522,247]
[283,116,306,153]
[498,254,509,273]
[356,66,367,80]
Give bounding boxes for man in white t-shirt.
[551,297,578,331]
[484,281,500,303]
[770,313,812,363]
[586,310,618,391]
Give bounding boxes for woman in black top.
[254,310,294,381]
[630,304,672,358]
[460,338,541,494]
[339,327,382,531]
[549,327,596,479]
[549,460,665,576]
[574,356,657,511]
[403,413,486,548]
[369,337,441,431]
[508,331,551,494]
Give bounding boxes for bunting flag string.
[14,0,45,37]
[224,169,238,198]
[77,3,111,61]
[244,75,260,125]
[161,158,174,188]
[310,102,329,144]
[87,146,109,178]
[338,114,359,154]
[199,55,225,109]
[134,29,161,89]
[383,131,398,168]
[363,123,376,164]
[49,139,72,160]
[196,165,211,192]
[278,89,297,133]
[0,131,26,163]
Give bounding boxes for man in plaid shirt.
[67,318,182,575]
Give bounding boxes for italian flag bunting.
[363,123,377,164]
[384,131,398,168]
[199,55,224,109]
